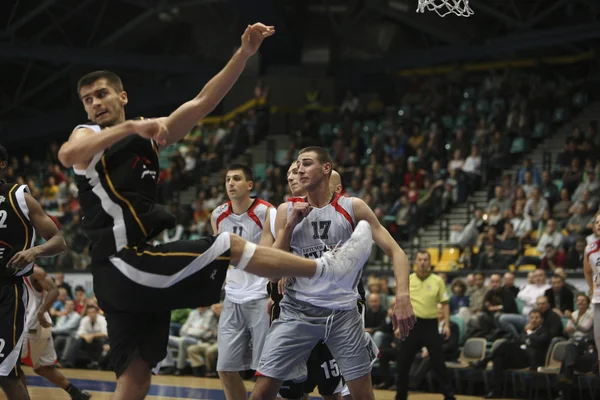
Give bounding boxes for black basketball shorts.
[0,281,28,378]
[279,341,344,398]
[91,234,231,378]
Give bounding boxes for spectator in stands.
[517,158,541,186]
[524,187,549,228]
[74,286,88,315]
[449,278,470,319]
[366,292,389,349]
[51,299,81,360]
[477,244,504,271]
[540,171,559,207]
[521,171,536,198]
[186,303,221,378]
[61,306,108,369]
[495,222,519,263]
[53,272,73,299]
[449,208,484,248]
[502,272,519,298]
[473,309,550,399]
[536,219,564,255]
[510,204,533,240]
[487,186,512,215]
[564,236,586,269]
[563,158,583,194]
[379,276,394,296]
[374,299,399,390]
[553,188,573,227]
[540,244,567,271]
[544,274,574,317]
[468,272,487,317]
[479,274,518,340]
[498,270,550,339]
[557,294,595,385]
[566,202,590,245]
[166,306,218,376]
[50,288,70,320]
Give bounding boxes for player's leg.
[104,310,171,400]
[26,337,91,399]
[310,343,343,400]
[0,283,29,400]
[595,303,600,374]
[217,298,251,400]
[250,298,325,400]
[321,309,376,400]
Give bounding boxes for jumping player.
[21,266,91,399]
[0,144,67,400]
[250,147,416,400]
[583,213,600,374]
[212,164,273,400]
[57,24,381,400]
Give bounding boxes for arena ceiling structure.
[1,0,599,143]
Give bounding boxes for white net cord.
[417,0,474,17]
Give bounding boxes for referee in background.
[395,249,456,400]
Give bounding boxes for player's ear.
[120,91,128,106]
[247,180,254,191]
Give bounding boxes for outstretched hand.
[240,23,275,57]
[392,295,416,341]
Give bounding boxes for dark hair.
[551,274,564,281]
[576,293,590,304]
[77,70,124,95]
[415,249,431,261]
[474,272,485,279]
[450,278,467,294]
[75,285,85,292]
[298,146,333,166]
[0,144,7,163]
[530,309,543,318]
[227,164,253,182]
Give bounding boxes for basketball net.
[417,0,474,17]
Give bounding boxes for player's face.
[297,152,330,191]
[225,170,252,200]
[287,164,302,196]
[79,79,128,128]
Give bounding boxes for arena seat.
[524,247,541,257]
[518,264,537,272]
[426,247,440,265]
[534,341,570,399]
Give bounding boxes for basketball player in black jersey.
[0,144,67,400]
[57,24,380,400]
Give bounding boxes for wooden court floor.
[0,367,491,399]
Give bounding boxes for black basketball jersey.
[72,123,176,261]
[0,181,35,282]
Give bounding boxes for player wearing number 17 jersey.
[583,213,600,374]
[250,147,416,400]
[211,164,273,400]
[0,144,67,400]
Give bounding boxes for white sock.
[312,259,325,279]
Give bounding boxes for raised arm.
[352,197,416,340]
[158,24,274,147]
[7,194,67,270]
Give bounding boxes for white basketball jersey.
[286,194,359,310]
[585,239,600,304]
[213,198,272,303]
[23,276,52,339]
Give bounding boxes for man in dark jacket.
[536,295,565,338]
[365,293,388,349]
[544,274,574,317]
[473,309,551,398]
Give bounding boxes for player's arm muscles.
[27,194,67,256]
[352,198,410,299]
[58,121,138,168]
[258,207,275,247]
[210,209,218,236]
[32,266,59,315]
[272,203,292,251]
[159,50,253,148]
[583,254,593,295]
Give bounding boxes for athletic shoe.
[72,391,92,399]
[320,220,372,291]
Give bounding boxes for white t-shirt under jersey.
[286,194,360,310]
[213,199,272,303]
[585,239,600,304]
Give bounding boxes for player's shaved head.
[329,170,342,194]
